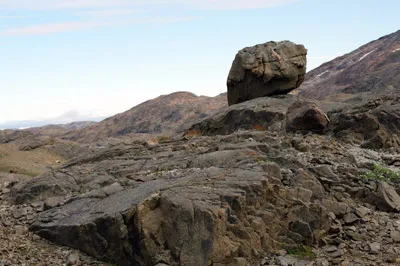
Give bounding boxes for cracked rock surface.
[6,125,400,265]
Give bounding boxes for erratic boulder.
[227,41,307,106]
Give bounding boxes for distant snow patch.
[393,48,400,53]
[316,70,329,78]
[358,49,375,62]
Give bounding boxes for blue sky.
[0,0,399,125]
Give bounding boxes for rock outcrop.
[286,100,329,134]
[8,127,400,266]
[328,95,400,149]
[189,92,400,150]
[187,95,297,136]
[227,41,307,106]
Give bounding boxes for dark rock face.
[328,95,400,149]
[286,100,329,134]
[12,132,333,265]
[227,41,307,106]
[188,95,297,136]
[188,91,400,151]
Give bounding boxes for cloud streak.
[0,0,296,36]
[186,0,298,10]
[75,9,143,17]
[0,0,297,10]
[0,16,200,36]
[1,21,111,36]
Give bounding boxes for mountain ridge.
[294,30,400,100]
[61,91,228,142]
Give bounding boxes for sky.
[0,0,399,126]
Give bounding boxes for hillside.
[25,121,96,137]
[62,91,227,142]
[295,30,399,100]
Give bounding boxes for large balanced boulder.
[227,41,307,106]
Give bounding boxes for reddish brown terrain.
[294,30,399,101]
[62,91,227,142]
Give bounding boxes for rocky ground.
[3,125,400,265]
[0,188,111,265]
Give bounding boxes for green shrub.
[287,245,316,260]
[360,164,400,182]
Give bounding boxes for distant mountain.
[62,92,227,142]
[25,121,97,137]
[295,30,400,100]
[0,116,104,131]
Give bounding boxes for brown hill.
[295,30,400,100]
[62,91,227,142]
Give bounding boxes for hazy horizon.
[1,0,399,124]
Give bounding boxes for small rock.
[14,225,25,235]
[102,182,124,196]
[0,260,9,266]
[345,230,366,241]
[31,201,45,212]
[391,230,400,243]
[323,245,338,253]
[355,206,371,218]
[66,252,81,266]
[289,220,313,245]
[286,100,329,134]
[276,255,299,266]
[368,242,381,254]
[343,212,359,225]
[44,197,64,210]
[12,207,31,219]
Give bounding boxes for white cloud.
[186,0,298,10]
[1,21,111,36]
[0,0,297,10]
[75,9,143,17]
[0,0,296,36]
[0,0,141,10]
[0,16,199,36]
[0,15,34,19]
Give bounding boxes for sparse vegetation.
[157,135,172,142]
[286,245,317,260]
[0,143,62,178]
[256,156,271,164]
[360,164,400,182]
[0,163,39,177]
[184,130,201,138]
